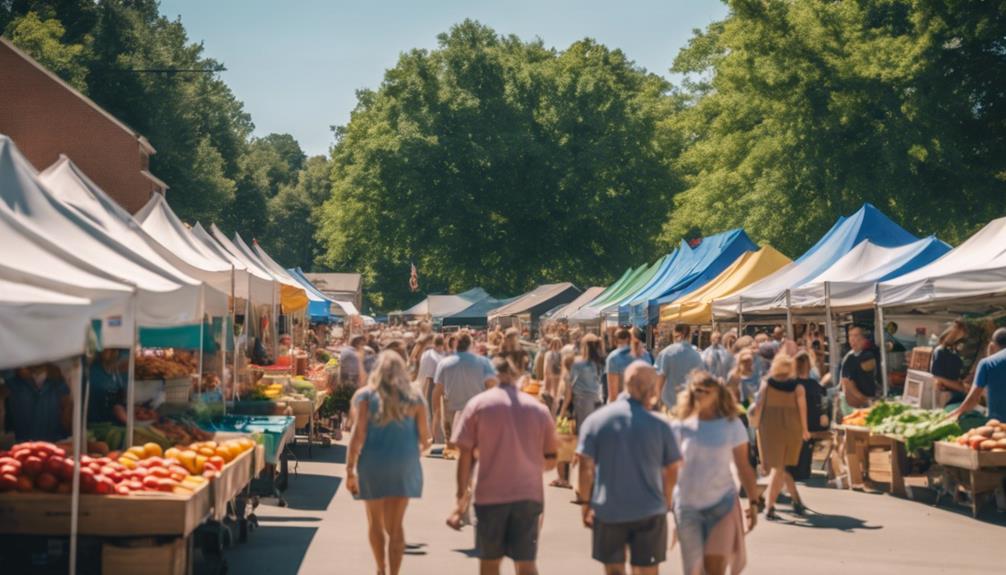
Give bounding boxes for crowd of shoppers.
[337,317,937,574]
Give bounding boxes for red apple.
[16,475,33,492]
[22,456,43,478]
[0,474,18,492]
[35,472,58,492]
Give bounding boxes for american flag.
[409,262,419,292]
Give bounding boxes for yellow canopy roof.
[659,246,791,325]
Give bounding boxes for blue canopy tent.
[623,229,758,327]
[712,203,921,318]
[284,267,336,323]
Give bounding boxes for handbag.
[786,440,815,481]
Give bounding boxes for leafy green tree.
[663,0,1006,255]
[318,20,677,309]
[4,11,88,90]
[263,156,331,269]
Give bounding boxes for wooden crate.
[209,447,254,521]
[935,441,1006,470]
[102,538,186,575]
[0,480,210,537]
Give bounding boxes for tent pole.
[785,290,794,340]
[825,282,839,384]
[876,284,890,398]
[272,284,278,358]
[68,357,83,575]
[197,288,205,395]
[738,300,744,336]
[126,294,138,448]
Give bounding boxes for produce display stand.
[291,389,331,458]
[0,481,211,575]
[207,416,295,506]
[875,433,937,499]
[934,441,1006,517]
[831,425,894,489]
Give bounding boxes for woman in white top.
[671,371,761,575]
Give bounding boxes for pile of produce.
[556,417,575,437]
[953,419,1006,452]
[872,408,961,453]
[291,376,318,399]
[162,437,255,477]
[0,441,207,495]
[865,401,910,427]
[135,351,195,380]
[151,418,214,446]
[249,380,284,400]
[522,379,542,396]
[842,407,871,427]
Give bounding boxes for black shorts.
[592,513,667,567]
[474,500,543,561]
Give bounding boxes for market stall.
[622,228,757,327]
[488,282,581,332]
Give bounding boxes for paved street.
[227,441,1005,574]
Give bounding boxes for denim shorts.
[674,492,738,574]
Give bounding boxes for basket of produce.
[556,417,577,462]
[870,404,961,454]
[937,418,1006,469]
[164,377,192,405]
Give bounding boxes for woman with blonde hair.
[671,371,760,575]
[346,351,432,575]
[748,354,809,519]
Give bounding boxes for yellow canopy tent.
[659,246,791,325]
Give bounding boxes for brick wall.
[0,41,160,214]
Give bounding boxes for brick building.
[0,37,166,213]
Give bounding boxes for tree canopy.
[662,0,1006,255]
[318,20,679,309]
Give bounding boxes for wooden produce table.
[0,481,211,537]
[832,425,894,489]
[208,447,255,522]
[934,442,1006,517]
[0,482,211,575]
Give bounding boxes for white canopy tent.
[38,156,228,317]
[787,237,951,313]
[878,217,1006,309]
[0,277,111,369]
[190,222,277,304]
[0,135,208,345]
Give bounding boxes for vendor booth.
[487,283,581,332]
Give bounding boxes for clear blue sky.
[159,0,728,157]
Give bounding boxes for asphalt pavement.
[224,440,1005,574]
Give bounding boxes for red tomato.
[79,468,97,494]
[35,472,58,492]
[0,456,16,467]
[16,475,33,492]
[0,473,18,492]
[142,476,161,491]
[1,462,20,476]
[12,449,33,463]
[58,458,75,482]
[22,456,43,478]
[45,457,64,477]
[115,485,131,496]
[94,476,114,495]
[156,478,178,492]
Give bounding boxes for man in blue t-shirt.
[577,361,682,573]
[951,328,1006,421]
[604,328,634,403]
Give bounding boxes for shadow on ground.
[225,525,317,575]
[289,441,347,465]
[283,474,343,511]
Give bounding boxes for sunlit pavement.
[225,440,1004,574]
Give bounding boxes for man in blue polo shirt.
[604,328,634,403]
[577,361,681,573]
[655,324,704,410]
[951,328,1006,421]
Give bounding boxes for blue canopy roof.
[712,203,920,317]
[287,267,336,322]
[620,229,758,326]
